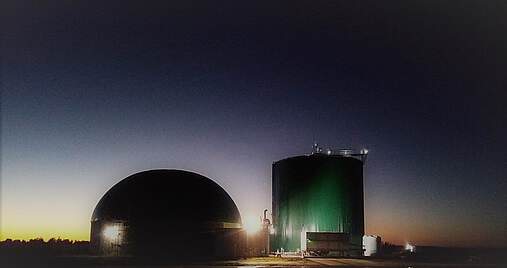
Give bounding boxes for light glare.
[243,214,261,235]
[405,242,415,252]
[103,225,120,240]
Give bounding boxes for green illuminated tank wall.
[271,155,364,251]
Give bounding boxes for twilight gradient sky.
[1,1,506,247]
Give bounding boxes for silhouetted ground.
[2,255,507,268]
[0,238,90,256]
[1,240,506,268]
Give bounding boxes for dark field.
[1,255,506,268]
[1,241,505,268]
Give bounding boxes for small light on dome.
[103,225,120,240]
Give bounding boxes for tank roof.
[92,169,241,226]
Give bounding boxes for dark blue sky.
[1,1,506,246]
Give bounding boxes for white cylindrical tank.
[362,235,381,257]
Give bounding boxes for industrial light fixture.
[405,242,416,253]
[103,225,120,240]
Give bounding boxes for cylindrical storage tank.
[271,154,364,254]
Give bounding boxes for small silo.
[363,235,381,256]
[271,146,367,256]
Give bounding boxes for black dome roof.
[92,169,241,226]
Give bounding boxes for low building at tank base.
[304,232,363,257]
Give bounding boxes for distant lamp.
[405,242,415,253]
[361,148,369,154]
[103,225,120,240]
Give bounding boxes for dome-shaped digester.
[271,154,365,256]
[90,169,245,259]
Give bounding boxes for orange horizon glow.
[1,207,91,241]
[1,226,90,242]
[2,220,505,247]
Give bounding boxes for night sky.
[2,1,506,247]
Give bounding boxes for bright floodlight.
[405,242,415,252]
[103,225,120,240]
[243,214,261,235]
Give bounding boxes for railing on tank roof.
[311,143,368,163]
